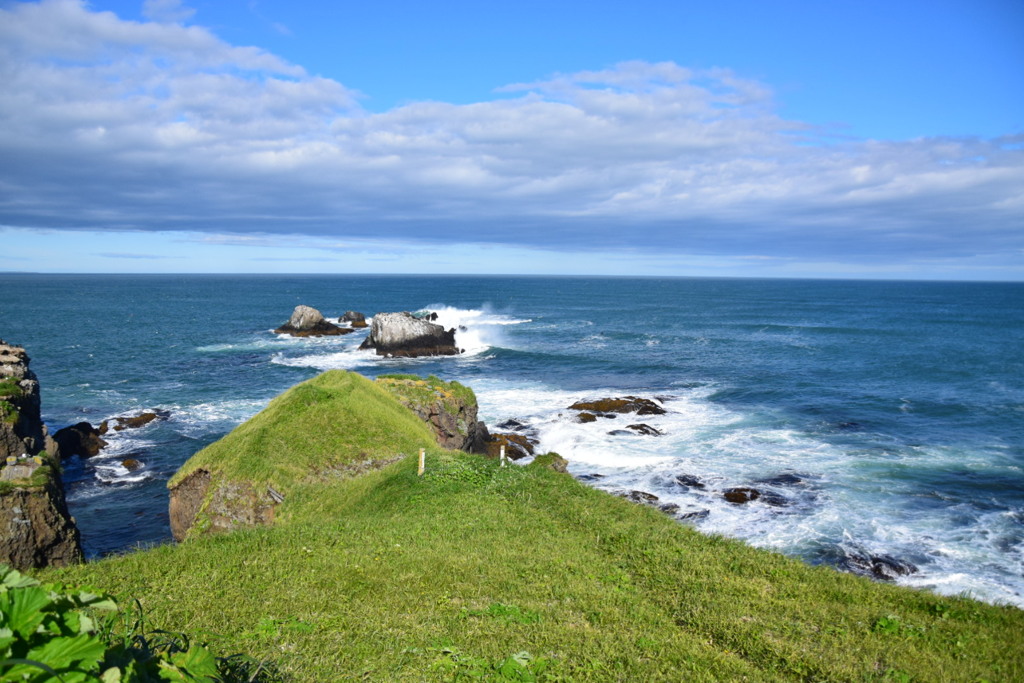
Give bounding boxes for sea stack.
[275,305,352,337]
[0,340,83,569]
[359,312,461,357]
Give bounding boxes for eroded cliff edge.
[0,340,83,569]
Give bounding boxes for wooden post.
[418,448,425,476]
[500,445,506,467]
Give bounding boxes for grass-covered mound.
[43,373,1024,681]
[169,370,439,494]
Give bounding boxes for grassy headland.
[46,371,1024,681]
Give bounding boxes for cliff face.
[0,341,48,458]
[375,375,490,454]
[0,340,83,569]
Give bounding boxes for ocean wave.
[471,379,1024,607]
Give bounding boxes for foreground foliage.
[0,566,226,682]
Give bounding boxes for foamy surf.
[470,380,1024,607]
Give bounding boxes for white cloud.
[142,0,195,24]
[0,0,1021,272]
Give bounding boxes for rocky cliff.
[375,374,490,454]
[0,340,83,569]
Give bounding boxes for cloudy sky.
[1,0,1022,279]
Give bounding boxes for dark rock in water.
[679,509,710,522]
[755,473,808,487]
[839,552,918,582]
[112,410,169,431]
[626,423,663,436]
[121,458,143,472]
[576,412,597,424]
[419,312,439,321]
[759,491,790,507]
[340,311,368,328]
[576,473,606,481]
[486,432,536,460]
[623,490,660,505]
[658,503,681,515]
[608,429,634,436]
[497,418,530,432]
[723,487,761,504]
[568,396,666,416]
[675,474,707,489]
[359,311,459,357]
[53,422,107,458]
[275,305,351,337]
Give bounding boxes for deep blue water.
[1,274,1022,605]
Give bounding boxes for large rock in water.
[0,340,83,569]
[275,305,351,337]
[53,422,107,458]
[375,375,489,453]
[359,312,460,357]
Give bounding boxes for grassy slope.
[46,372,1023,682]
[167,370,439,496]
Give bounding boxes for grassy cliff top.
[376,373,477,409]
[167,370,438,493]
[46,372,1024,682]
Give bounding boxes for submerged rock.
[755,473,808,487]
[623,490,660,505]
[568,397,666,416]
[626,423,663,436]
[359,311,460,357]
[675,474,707,489]
[111,409,170,432]
[275,305,351,337]
[340,311,368,328]
[121,458,143,472]
[723,487,761,504]
[839,551,918,582]
[575,412,597,424]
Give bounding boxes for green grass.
[41,372,1024,682]
[0,377,22,424]
[168,370,439,496]
[377,374,478,413]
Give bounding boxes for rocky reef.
[359,312,460,357]
[275,305,351,337]
[0,340,82,569]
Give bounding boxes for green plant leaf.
[27,631,105,672]
[170,644,219,679]
[1,586,51,638]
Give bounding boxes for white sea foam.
[470,380,1024,607]
[421,304,530,356]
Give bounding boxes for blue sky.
[1,0,1022,278]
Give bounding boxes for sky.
[0,0,1022,279]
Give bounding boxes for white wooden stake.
[500,445,506,467]
[418,448,425,476]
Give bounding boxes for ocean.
[1,273,1022,606]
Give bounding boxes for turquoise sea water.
[1,274,1022,605]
